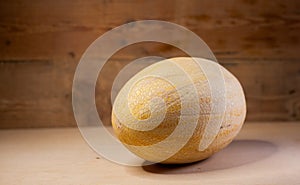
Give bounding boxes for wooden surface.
[1,122,300,185]
[0,0,300,128]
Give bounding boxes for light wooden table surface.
[1,122,299,185]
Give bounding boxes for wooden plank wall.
[0,0,299,128]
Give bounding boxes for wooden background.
[0,0,299,128]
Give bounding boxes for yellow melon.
[112,57,246,164]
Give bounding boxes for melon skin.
[112,57,246,164]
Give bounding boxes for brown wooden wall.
[0,0,300,128]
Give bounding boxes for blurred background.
[0,0,299,128]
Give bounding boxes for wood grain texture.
[0,0,300,128]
